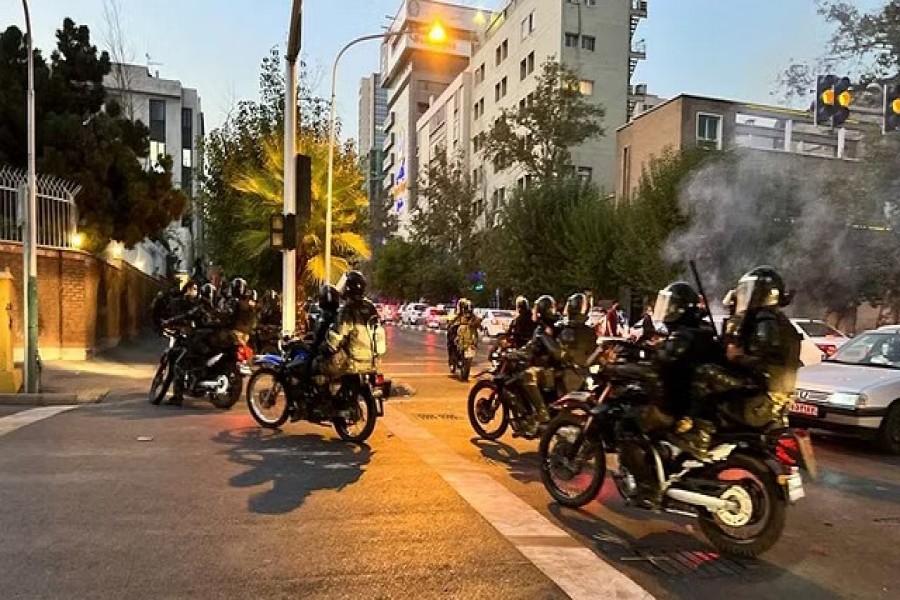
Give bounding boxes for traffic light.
[885,84,900,133]
[832,76,852,126]
[814,75,837,126]
[269,213,298,250]
[295,153,312,228]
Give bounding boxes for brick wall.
[0,242,163,360]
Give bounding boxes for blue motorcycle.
[245,338,391,444]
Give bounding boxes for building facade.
[103,63,204,277]
[358,73,389,248]
[615,94,867,201]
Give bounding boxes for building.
[103,63,204,277]
[358,73,389,247]
[615,93,867,201]
[380,0,482,235]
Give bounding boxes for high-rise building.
[380,0,482,236]
[103,63,204,277]
[359,73,388,247]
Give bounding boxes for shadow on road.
[470,437,542,485]
[213,426,372,515]
[548,504,842,600]
[82,392,240,420]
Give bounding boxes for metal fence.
[0,165,81,249]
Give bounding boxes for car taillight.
[816,343,837,357]
[774,436,800,467]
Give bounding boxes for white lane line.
[0,406,79,438]
[382,410,654,600]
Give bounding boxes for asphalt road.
[0,327,897,599]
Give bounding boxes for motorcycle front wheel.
[149,356,173,405]
[697,454,786,558]
[467,380,509,440]
[333,388,377,444]
[539,413,606,508]
[460,357,473,382]
[246,369,290,428]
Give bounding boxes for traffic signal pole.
[22,0,38,393]
[282,0,302,336]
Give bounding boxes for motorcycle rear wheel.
[246,369,290,428]
[149,357,173,405]
[210,369,243,409]
[697,454,786,558]
[333,389,377,444]
[539,413,606,508]
[460,357,473,382]
[467,380,509,440]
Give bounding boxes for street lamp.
[324,21,448,285]
[282,0,302,335]
[20,0,38,393]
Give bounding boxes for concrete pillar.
[0,268,23,392]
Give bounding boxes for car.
[423,307,448,329]
[401,303,427,326]
[439,308,456,330]
[481,309,515,337]
[587,306,605,328]
[792,325,900,453]
[377,303,399,324]
[791,318,848,365]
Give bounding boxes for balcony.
[630,0,648,36]
[383,111,395,134]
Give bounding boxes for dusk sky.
[0,1,882,143]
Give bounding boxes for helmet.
[565,293,588,324]
[534,295,557,326]
[515,295,530,315]
[264,290,278,302]
[200,283,217,305]
[456,298,472,316]
[182,279,199,299]
[652,282,701,326]
[722,289,736,316]
[336,270,366,299]
[318,284,340,312]
[734,266,791,314]
[230,277,248,299]
[249,289,258,302]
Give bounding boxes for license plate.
[786,471,805,502]
[464,348,476,358]
[790,402,820,418]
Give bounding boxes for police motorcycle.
[245,327,392,444]
[539,270,815,558]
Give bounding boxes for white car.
[481,309,515,337]
[401,303,427,326]
[791,319,848,366]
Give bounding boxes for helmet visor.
[652,290,674,324]
[335,273,348,296]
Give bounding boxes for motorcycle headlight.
[827,392,861,407]
[589,365,601,374]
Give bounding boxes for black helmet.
[337,270,366,299]
[231,277,248,299]
[534,295,557,326]
[515,295,530,315]
[565,293,588,323]
[734,266,791,313]
[318,284,340,312]
[200,283,217,304]
[653,282,701,326]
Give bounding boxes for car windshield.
[830,332,900,368]
[796,320,844,338]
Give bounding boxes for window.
[494,39,508,66]
[149,99,166,141]
[527,51,535,74]
[697,113,723,149]
[520,11,535,39]
[495,77,508,101]
[181,108,193,149]
[149,140,166,168]
[527,92,535,106]
[586,0,596,5]
[501,76,507,98]
[475,63,485,84]
[622,146,631,201]
[581,35,596,51]
[520,58,527,81]
[181,148,192,168]
[495,82,501,102]
[498,187,506,205]
[473,133,484,153]
[491,189,499,211]
[181,165,192,193]
[417,101,430,115]
[579,79,594,95]
[519,98,527,112]
[565,33,579,48]
[577,166,593,183]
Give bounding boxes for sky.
[0,0,884,143]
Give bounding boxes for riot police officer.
[507,296,536,348]
[558,293,599,367]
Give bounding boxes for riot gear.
[318,284,341,313]
[734,266,792,315]
[337,270,367,300]
[565,293,588,325]
[230,277,248,299]
[534,295,557,327]
[653,282,701,328]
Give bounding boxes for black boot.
[671,419,714,460]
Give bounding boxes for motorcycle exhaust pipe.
[664,488,731,512]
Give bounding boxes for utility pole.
[282,0,302,335]
[22,0,38,393]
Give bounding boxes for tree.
[482,59,604,182]
[0,18,186,251]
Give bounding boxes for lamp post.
[21,0,38,393]
[324,22,447,285]
[282,0,303,335]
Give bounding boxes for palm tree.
[230,131,370,289]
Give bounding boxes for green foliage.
[373,238,462,303]
[0,18,186,251]
[482,59,605,183]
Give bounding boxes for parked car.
[423,307,448,329]
[481,309,515,337]
[792,325,900,453]
[791,318,848,365]
[401,303,428,326]
[439,308,456,330]
[377,303,399,324]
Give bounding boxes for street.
[0,328,898,599]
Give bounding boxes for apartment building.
[358,73,389,247]
[103,63,204,276]
[615,93,868,201]
[413,0,647,230]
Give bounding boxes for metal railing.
[0,165,81,248]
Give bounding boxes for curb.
[0,390,109,406]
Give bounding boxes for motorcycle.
[539,367,816,557]
[245,337,391,444]
[149,325,250,409]
[448,324,479,382]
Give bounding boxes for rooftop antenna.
[145,52,163,77]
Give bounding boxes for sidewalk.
[1,335,163,406]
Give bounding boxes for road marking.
[0,406,79,438]
[382,410,654,600]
